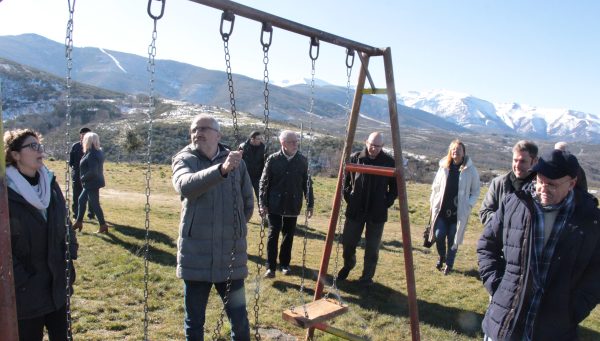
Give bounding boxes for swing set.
[0,0,420,340]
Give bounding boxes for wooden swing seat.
[282,298,348,329]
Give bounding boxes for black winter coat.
[68,141,84,181]
[80,148,105,189]
[239,140,266,181]
[477,189,600,340]
[259,150,314,216]
[9,175,78,319]
[343,148,397,223]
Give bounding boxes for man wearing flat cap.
[477,149,600,341]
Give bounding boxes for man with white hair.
[554,141,588,192]
[259,130,314,278]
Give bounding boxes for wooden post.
[383,47,420,341]
[0,82,19,340]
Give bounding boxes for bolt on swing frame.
[195,1,421,340]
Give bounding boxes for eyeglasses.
[368,142,383,148]
[20,142,45,153]
[534,178,571,192]
[284,140,299,145]
[191,126,219,134]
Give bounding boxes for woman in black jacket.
[4,128,78,340]
[73,132,108,234]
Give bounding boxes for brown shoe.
[73,221,83,232]
[96,224,109,234]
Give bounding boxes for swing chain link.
[143,1,164,338]
[221,11,240,145]
[63,1,76,339]
[251,21,273,341]
[327,49,355,301]
[212,11,241,340]
[294,48,317,318]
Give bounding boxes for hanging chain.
[143,1,165,339]
[293,37,319,318]
[327,49,355,301]
[212,10,241,341]
[251,22,272,341]
[63,1,76,339]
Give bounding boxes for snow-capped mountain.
[398,90,600,142]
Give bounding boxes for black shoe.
[337,267,351,281]
[264,269,275,278]
[87,213,95,220]
[443,266,452,276]
[436,257,445,271]
[281,266,291,275]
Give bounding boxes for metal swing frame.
[186,1,421,340]
[0,1,420,340]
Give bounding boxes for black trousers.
[266,214,298,271]
[18,305,69,341]
[341,217,385,280]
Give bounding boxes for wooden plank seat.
[282,298,348,329]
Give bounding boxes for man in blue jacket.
[477,149,600,340]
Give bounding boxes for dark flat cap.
[530,149,580,179]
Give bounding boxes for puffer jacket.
[428,155,480,246]
[477,189,600,340]
[343,148,397,223]
[172,143,254,282]
[259,149,314,216]
[9,172,78,320]
[80,148,105,189]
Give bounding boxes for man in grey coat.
[172,114,254,341]
[479,140,538,227]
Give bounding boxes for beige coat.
[429,155,480,246]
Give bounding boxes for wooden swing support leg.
[306,50,421,341]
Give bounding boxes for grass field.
[42,160,600,340]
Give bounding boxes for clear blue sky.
[0,0,598,115]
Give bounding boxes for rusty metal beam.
[186,0,385,56]
[345,163,396,177]
[383,47,420,341]
[0,83,19,341]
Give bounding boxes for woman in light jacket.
[428,139,480,275]
[73,132,108,234]
[4,128,78,340]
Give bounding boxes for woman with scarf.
[428,139,480,275]
[5,128,78,340]
[73,132,108,234]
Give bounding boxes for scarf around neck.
[6,165,52,210]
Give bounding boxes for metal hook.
[147,0,165,20]
[261,22,273,49]
[67,0,76,14]
[220,10,235,41]
[346,49,355,69]
[309,37,320,61]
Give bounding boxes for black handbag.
[422,217,435,248]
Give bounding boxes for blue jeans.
[434,218,458,268]
[77,188,105,225]
[183,279,250,341]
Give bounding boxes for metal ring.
[309,37,320,61]
[147,0,166,20]
[220,10,235,41]
[261,22,273,48]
